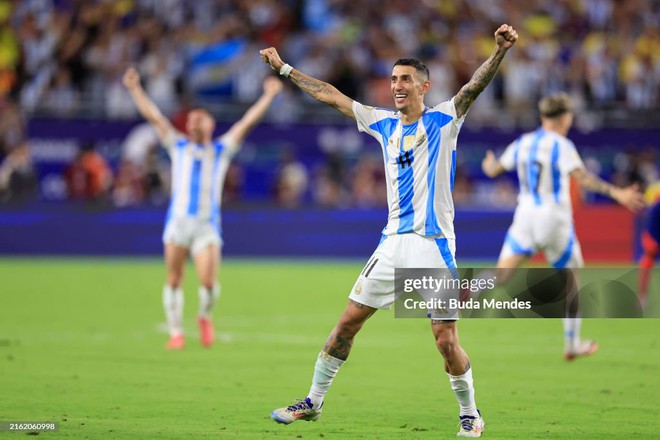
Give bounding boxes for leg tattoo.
[323,331,352,361]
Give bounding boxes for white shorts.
[348,233,457,310]
[499,204,584,268]
[163,217,222,256]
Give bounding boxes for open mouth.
[394,94,408,104]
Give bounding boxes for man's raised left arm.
[454,24,518,118]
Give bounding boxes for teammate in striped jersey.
[123,67,282,350]
[261,23,519,437]
[482,92,644,360]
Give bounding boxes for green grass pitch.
[0,258,658,439]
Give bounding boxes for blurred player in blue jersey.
[639,182,660,308]
[482,92,644,360]
[123,67,283,350]
[261,23,519,437]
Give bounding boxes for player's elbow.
[316,93,335,107]
[570,170,589,188]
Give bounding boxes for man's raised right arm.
[122,67,174,141]
[259,47,355,120]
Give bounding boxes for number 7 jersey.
[499,127,584,213]
[352,99,466,240]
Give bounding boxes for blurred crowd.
[0,0,658,117]
[0,0,658,207]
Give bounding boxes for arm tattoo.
[289,70,336,103]
[454,48,507,118]
[572,168,613,196]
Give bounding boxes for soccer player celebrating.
[261,23,519,437]
[123,67,283,350]
[481,92,645,360]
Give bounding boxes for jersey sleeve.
[447,97,467,128]
[559,139,584,174]
[430,98,467,129]
[217,133,241,158]
[428,98,467,150]
[160,129,186,154]
[498,138,520,171]
[352,101,396,139]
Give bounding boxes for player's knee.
[435,329,457,357]
[199,279,215,290]
[166,273,184,288]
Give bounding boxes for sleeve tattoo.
[454,49,507,118]
[571,168,613,196]
[289,70,336,102]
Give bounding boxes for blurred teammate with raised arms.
[123,67,283,350]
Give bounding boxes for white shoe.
[457,410,485,437]
[270,398,322,424]
[564,340,598,361]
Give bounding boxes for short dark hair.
[538,93,572,118]
[393,58,429,81]
[189,107,215,120]
[190,107,212,115]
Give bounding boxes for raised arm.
[122,67,174,141]
[224,76,283,146]
[259,47,355,120]
[570,168,645,212]
[454,24,518,119]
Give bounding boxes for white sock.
[448,367,479,417]
[163,285,184,337]
[563,317,582,352]
[308,351,345,409]
[198,284,220,319]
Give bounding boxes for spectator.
[0,141,37,203]
[112,159,144,207]
[142,146,170,206]
[3,0,658,121]
[65,142,112,201]
[276,151,308,208]
[0,98,25,157]
[0,0,19,97]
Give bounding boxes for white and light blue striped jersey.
[499,127,583,211]
[162,132,239,228]
[353,98,465,239]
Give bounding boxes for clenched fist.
[259,47,286,72]
[494,24,518,50]
[122,67,141,90]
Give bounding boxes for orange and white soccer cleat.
[166,334,185,350]
[198,317,215,347]
[564,340,599,361]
